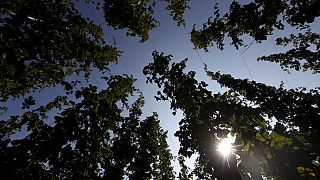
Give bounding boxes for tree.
[103,0,190,41]
[258,30,320,73]
[144,51,320,179]
[1,0,320,179]
[0,0,185,178]
[190,0,320,73]
[0,0,190,110]
[185,1,320,178]
[0,75,174,179]
[0,0,121,102]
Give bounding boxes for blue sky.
[2,0,320,176]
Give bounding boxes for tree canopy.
[103,0,190,41]
[1,0,320,179]
[144,51,320,179]
[1,75,174,179]
[191,0,320,73]
[0,0,120,102]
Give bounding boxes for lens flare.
[217,137,233,157]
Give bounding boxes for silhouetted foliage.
[144,51,320,179]
[1,0,320,179]
[0,76,174,179]
[103,0,158,42]
[0,0,191,179]
[103,0,190,41]
[191,0,320,73]
[0,0,191,105]
[0,0,121,102]
[258,30,320,73]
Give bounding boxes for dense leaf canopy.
[1,0,320,179]
[0,0,120,102]
[1,0,180,179]
[103,0,189,41]
[1,76,174,179]
[144,51,320,179]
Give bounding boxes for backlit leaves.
[258,30,320,73]
[144,51,320,179]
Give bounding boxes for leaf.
[312,160,320,167]
[22,96,36,109]
[256,133,266,142]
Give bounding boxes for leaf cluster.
[0,0,120,102]
[144,51,320,179]
[191,0,320,51]
[0,76,175,179]
[103,0,190,41]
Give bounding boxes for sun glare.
[217,137,233,157]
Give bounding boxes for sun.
[217,137,233,157]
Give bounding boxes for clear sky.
[2,0,320,176]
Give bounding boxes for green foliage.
[0,0,191,101]
[129,114,175,179]
[103,0,190,41]
[191,1,284,50]
[103,0,158,42]
[1,0,320,179]
[190,0,320,73]
[0,76,175,179]
[22,96,36,110]
[206,70,320,179]
[0,0,191,178]
[178,156,192,180]
[144,51,320,179]
[208,71,320,135]
[258,30,320,73]
[144,52,249,179]
[191,0,320,50]
[163,0,190,26]
[0,0,121,102]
